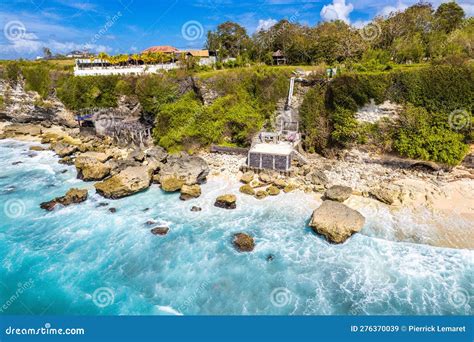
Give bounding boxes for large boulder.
[40,188,88,211]
[214,194,237,209]
[75,154,111,181]
[239,184,255,196]
[233,233,255,252]
[159,154,209,185]
[2,124,42,137]
[160,175,185,192]
[324,185,352,202]
[309,200,365,244]
[94,166,152,199]
[179,184,202,200]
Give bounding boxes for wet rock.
[96,202,109,207]
[151,226,169,236]
[266,185,280,196]
[29,146,46,151]
[75,156,111,181]
[239,184,255,196]
[324,185,352,202]
[179,184,202,201]
[94,166,152,199]
[160,175,185,192]
[214,194,237,209]
[309,200,365,244]
[255,190,267,200]
[109,208,117,213]
[240,171,254,184]
[191,206,202,212]
[40,188,88,211]
[233,233,255,252]
[58,156,75,165]
[12,161,23,165]
[266,254,274,262]
[143,208,150,212]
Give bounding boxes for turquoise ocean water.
[0,140,472,315]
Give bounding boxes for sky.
[1,0,473,59]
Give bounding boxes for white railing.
[74,63,179,76]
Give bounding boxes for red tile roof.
[142,46,179,53]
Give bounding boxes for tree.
[205,21,250,58]
[42,47,52,59]
[435,2,465,33]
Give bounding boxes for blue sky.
[1,0,473,59]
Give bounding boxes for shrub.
[393,104,469,165]
[22,64,51,99]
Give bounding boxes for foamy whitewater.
[0,140,472,315]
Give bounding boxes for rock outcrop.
[233,233,255,252]
[214,194,237,209]
[75,153,111,181]
[309,200,365,243]
[0,80,77,127]
[159,154,209,185]
[179,184,202,200]
[94,166,152,199]
[151,226,169,236]
[40,188,88,211]
[324,185,352,202]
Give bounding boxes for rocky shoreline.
[1,121,473,248]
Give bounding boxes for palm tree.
[98,52,109,67]
[132,54,140,66]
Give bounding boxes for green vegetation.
[300,63,473,165]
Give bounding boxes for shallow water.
[0,140,472,315]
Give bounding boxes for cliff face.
[0,79,78,128]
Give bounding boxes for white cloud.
[320,0,354,24]
[378,1,408,17]
[352,20,370,29]
[256,18,278,32]
[459,3,474,17]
